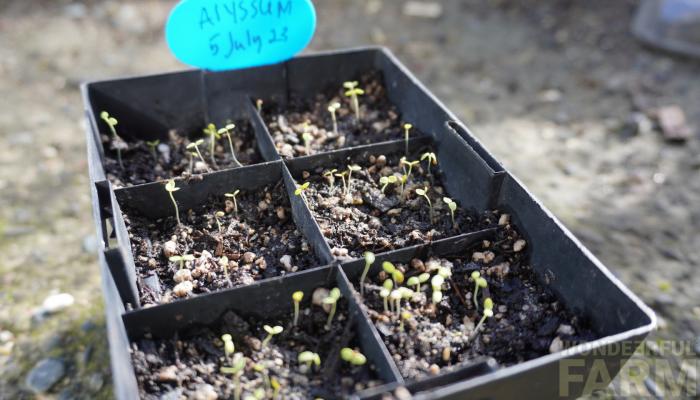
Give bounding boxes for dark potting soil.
[263,71,417,158]
[131,295,384,399]
[123,181,319,306]
[297,148,497,260]
[357,214,597,381]
[102,120,263,187]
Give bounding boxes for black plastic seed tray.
[82,47,655,399]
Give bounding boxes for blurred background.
[0,0,698,398]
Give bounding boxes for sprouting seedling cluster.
[100,111,125,169]
[164,179,181,225]
[343,81,365,120]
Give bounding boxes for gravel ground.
[1,0,698,398]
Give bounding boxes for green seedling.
[165,179,181,225]
[252,364,271,396]
[380,287,390,313]
[381,279,393,312]
[262,325,283,348]
[382,261,404,286]
[407,272,430,293]
[379,175,398,194]
[340,348,367,366]
[145,140,160,161]
[221,352,246,400]
[471,298,494,340]
[270,378,281,398]
[421,152,437,175]
[471,271,488,311]
[214,211,225,233]
[294,181,310,199]
[187,150,198,173]
[406,276,419,292]
[256,99,263,113]
[302,131,313,155]
[437,266,452,279]
[323,287,341,330]
[298,351,321,370]
[218,124,242,167]
[360,251,375,296]
[389,290,402,316]
[400,157,420,181]
[186,139,210,172]
[328,102,341,135]
[395,287,414,316]
[169,254,194,270]
[219,256,230,277]
[399,174,408,198]
[431,274,445,304]
[100,111,124,169]
[415,186,434,223]
[443,197,458,228]
[221,333,235,359]
[343,81,364,120]
[403,123,412,157]
[334,170,349,195]
[292,291,304,326]
[400,310,412,331]
[203,123,221,167]
[323,169,338,187]
[347,164,361,195]
[225,189,241,215]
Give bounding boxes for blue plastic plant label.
[166,0,316,71]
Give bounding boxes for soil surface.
[103,120,263,187]
[264,72,417,158]
[358,214,595,380]
[131,295,383,399]
[124,182,319,306]
[2,1,699,398]
[298,148,497,259]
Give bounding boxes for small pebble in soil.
[163,241,177,258]
[26,358,66,393]
[549,336,564,353]
[173,281,193,297]
[513,239,527,252]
